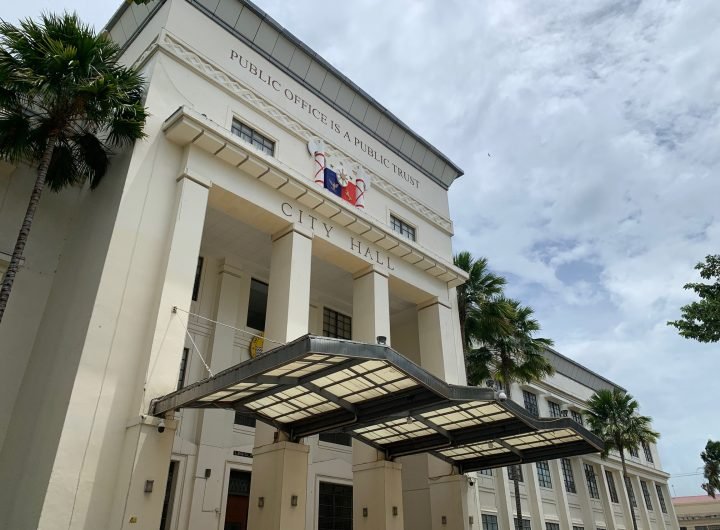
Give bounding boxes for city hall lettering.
[230,50,421,190]
[281,202,395,270]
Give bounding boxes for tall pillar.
[597,464,618,530]
[495,468,517,530]
[247,223,312,530]
[631,475,652,530]
[526,464,548,529]
[572,458,596,529]
[549,460,573,530]
[351,266,404,530]
[189,259,244,529]
[50,172,211,530]
[417,295,471,530]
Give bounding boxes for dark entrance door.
[224,470,251,530]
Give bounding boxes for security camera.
[498,391,507,402]
[468,478,476,486]
[157,419,166,433]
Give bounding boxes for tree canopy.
[0,12,147,322]
[668,255,720,343]
[702,439,720,498]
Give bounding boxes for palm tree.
[0,12,147,324]
[453,251,508,352]
[585,389,659,530]
[701,439,720,498]
[473,298,555,530]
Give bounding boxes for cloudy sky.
[5,0,718,496]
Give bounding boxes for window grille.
[548,401,562,418]
[571,410,583,425]
[625,476,638,508]
[508,465,524,483]
[605,470,619,503]
[390,214,416,241]
[523,390,539,417]
[584,464,599,499]
[481,514,499,530]
[656,484,668,513]
[177,347,189,390]
[323,307,352,340]
[562,459,576,493]
[642,442,654,463]
[192,256,204,301]
[231,119,275,156]
[546,523,560,530]
[318,482,352,530]
[537,461,552,488]
[641,480,653,510]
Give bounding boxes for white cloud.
[5,0,718,496]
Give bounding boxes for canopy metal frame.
[150,335,603,473]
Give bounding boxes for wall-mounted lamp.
[258,497,265,508]
[469,515,474,525]
[392,506,398,516]
[441,515,447,525]
[144,480,154,493]
[291,495,298,507]
[362,507,368,517]
[204,468,212,479]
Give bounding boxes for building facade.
[673,495,720,530]
[0,1,676,530]
[473,352,679,530]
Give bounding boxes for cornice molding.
[152,31,453,234]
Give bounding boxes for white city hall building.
[0,1,677,530]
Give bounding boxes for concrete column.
[247,223,312,530]
[248,442,310,530]
[351,266,404,530]
[353,461,404,530]
[255,223,313,446]
[571,458,596,529]
[549,460,573,530]
[526,464,548,530]
[352,265,390,345]
[417,295,471,530]
[189,260,244,529]
[617,471,635,530]
[631,475,652,530]
[597,464,618,530]
[648,479,666,530]
[495,468,516,530]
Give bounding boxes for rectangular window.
[605,470,619,503]
[231,119,275,156]
[571,410,583,425]
[390,214,416,241]
[561,459,576,494]
[177,347,190,390]
[548,401,562,418]
[537,461,552,488]
[625,476,638,508]
[514,518,531,530]
[584,464,600,499]
[192,256,204,301]
[523,390,539,417]
[246,279,268,331]
[573,527,585,530]
[641,480,653,510]
[629,446,639,457]
[323,307,352,340]
[642,442,654,463]
[481,514,499,530]
[478,469,493,477]
[318,482,352,530]
[508,465,524,483]
[656,484,668,513]
[159,461,179,530]
[546,524,560,530]
[234,411,257,428]
[319,431,352,446]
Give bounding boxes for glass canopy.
[151,335,603,472]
